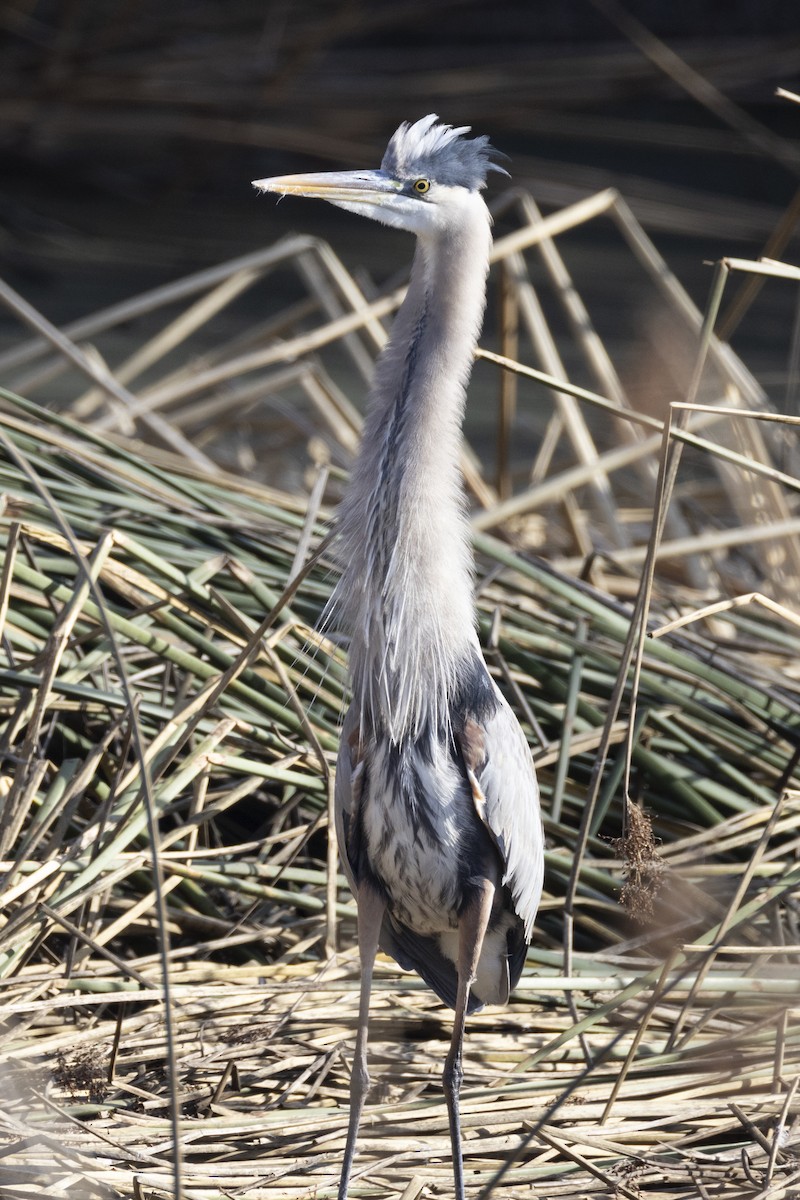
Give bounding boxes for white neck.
[333,192,493,740]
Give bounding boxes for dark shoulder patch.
[451,654,498,726]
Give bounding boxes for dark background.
[2,0,800,413]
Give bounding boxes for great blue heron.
[253,115,544,1200]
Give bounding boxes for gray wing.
[457,682,544,938]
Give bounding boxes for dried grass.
[0,165,799,1197]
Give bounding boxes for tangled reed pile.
[0,165,799,1197]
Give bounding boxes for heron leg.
[338,881,386,1200]
[443,877,496,1200]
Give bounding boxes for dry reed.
[0,163,799,1197]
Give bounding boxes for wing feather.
[458,683,543,938]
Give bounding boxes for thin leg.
[443,878,496,1200]
[338,882,386,1200]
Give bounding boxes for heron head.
[252,115,508,235]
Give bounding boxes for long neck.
[334,199,493,740]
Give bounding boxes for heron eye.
[413,178,431,194]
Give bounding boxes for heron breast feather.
[361,740,482,934]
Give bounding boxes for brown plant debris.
[613,802,665,923]
[53,1047,108,1104]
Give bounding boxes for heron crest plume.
[381,114,509,191]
